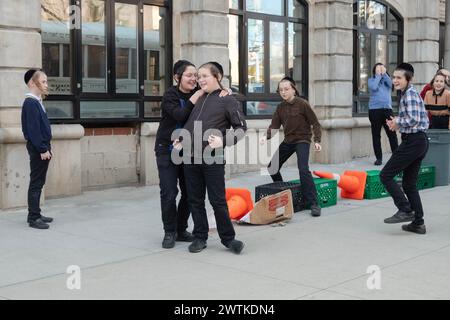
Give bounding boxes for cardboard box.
[238,189,293,225]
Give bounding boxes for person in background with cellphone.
[368,63,398,166]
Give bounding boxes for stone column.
[176,0,230,86]
[407,0,440,88]
[444,0,450,68]
[311,0,355,163]
[140,122,159,186]
[0,0,83,209]
[0,0,41,209]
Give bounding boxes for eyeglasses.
[182,73,197,79]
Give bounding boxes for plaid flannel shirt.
[396,85,429,134]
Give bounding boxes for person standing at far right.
[423,72,450,129]
[368,63,398,166]
[381,63,429,235]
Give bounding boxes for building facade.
[0,0,446,209]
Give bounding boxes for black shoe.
[310,205,321,217]
[162,233,176,249]
[227,239,244,254]
[40,215,53,223]
[402,223,426,235]
[176,230,195,242]
[29,218,49,230]
[374,159,382,166]
[188,239,207,253]
[384,210,414,224]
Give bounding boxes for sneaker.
[374,159,382,166]
[176,230,195,242]
[29,218,49,230]
[40,215,53,223]
[384,210,414,224]
[188,239,207,253]
[402,223,426,235]
[162,233,176,249]
[226,239,244,254]
[310,205,321,217]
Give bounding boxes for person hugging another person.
[155,60,233,249]
[175,62,247,254]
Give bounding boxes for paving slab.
[0,156,449,299]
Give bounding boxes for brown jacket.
[266,97,322,144]
[424,89,450,117]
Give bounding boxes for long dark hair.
[173,60,196,89]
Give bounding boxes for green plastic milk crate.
[397,165,436,190]
[289,178,337,208]
[416,166,435,190]
[365,166,435,200]
[364,170,392,200]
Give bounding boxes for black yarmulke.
[397,63,414,75]
[24,69,38,85]
[209,61,224,76]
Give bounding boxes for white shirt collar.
[25,93,46,112]
[25,93,42,101]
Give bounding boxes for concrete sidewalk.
[1,155,449,300]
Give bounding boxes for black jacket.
[183,89,247,157]
[155,86,195,155]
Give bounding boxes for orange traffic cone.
[225,188,254,220]
[313,170,367,200]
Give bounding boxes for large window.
[229,0,308,117]
[41,0,171,122]
[353,0,403,115]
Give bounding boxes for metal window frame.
[352,0,404,116]
[44,0,172,125]
[229,0,309,119]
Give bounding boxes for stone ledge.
[0,124,84,144]
[140,122,159,136]
[140,118,370,137]
[320,117,370,130]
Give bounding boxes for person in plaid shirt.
[380,63,429,235]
